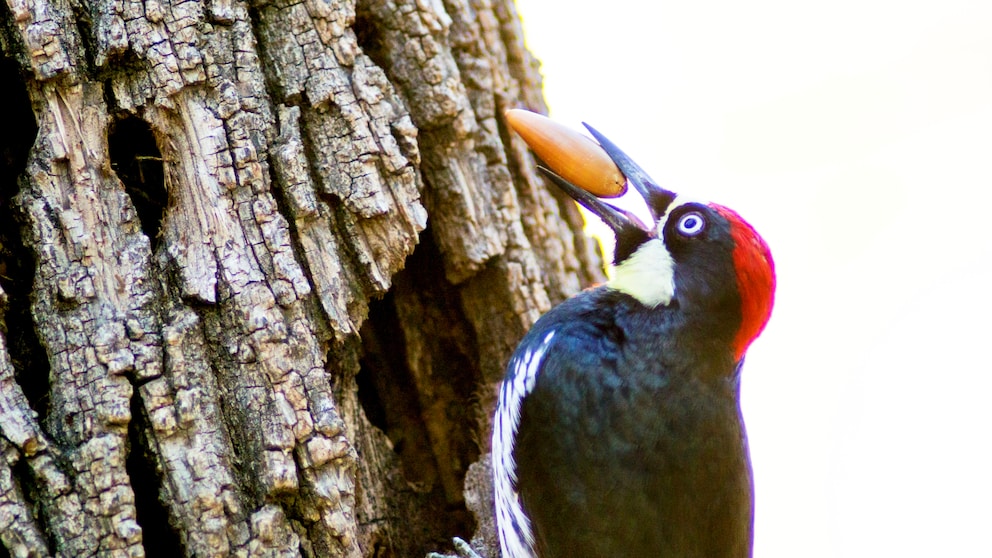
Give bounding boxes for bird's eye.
[676,212,706,237]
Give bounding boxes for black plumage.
[511,288,751,558]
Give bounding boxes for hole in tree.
[357,230,479,555]
[126,389,185,557]
[358,290,437,482]
[8,455,53,556]
[352,8,389,75]
[108,116,167,251]
[0,58,50,425]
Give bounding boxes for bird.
[492,112,776,558]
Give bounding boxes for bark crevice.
[0,58,49,427]
[108,115,167,252]
[125,385,186,558]
[356,228,482,554]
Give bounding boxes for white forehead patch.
[607,195,706,307]
[652,195,702,236]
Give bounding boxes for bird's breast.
[513,330,752,557]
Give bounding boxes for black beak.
[539,125,677,236]
[539,125,681,265]
[582,124,677,222]
[540,167,648,235]
[542,166,657,265]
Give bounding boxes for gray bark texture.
[0,0,604,555]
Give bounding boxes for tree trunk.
[0,0,603,555]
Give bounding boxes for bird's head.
[518,115,776,362]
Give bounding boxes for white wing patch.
[493,330,556,558]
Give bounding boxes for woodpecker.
[493,112,775,558]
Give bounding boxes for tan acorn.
[505,109,627,198]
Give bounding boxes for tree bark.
[0,0,603,555]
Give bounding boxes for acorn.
[505,109,627,198]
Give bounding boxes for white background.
[510,1,992,556]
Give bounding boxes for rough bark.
[0,0,603,555]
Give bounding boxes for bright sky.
[511,1,992,556]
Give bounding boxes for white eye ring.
[676,212,706,236]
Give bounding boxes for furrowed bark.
[0,0,604,555]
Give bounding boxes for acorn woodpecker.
[493,115,775,557]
